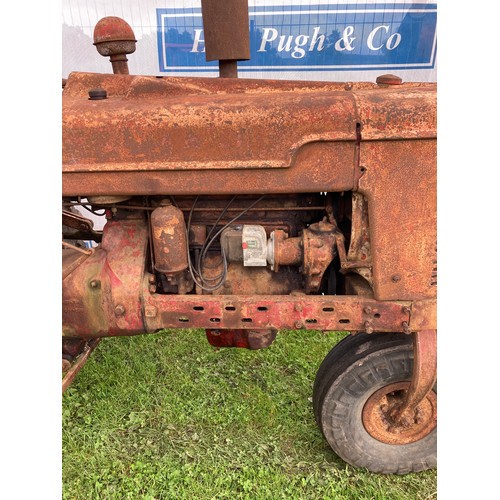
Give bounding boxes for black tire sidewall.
[320,343,437,474]
[313,333,412,425]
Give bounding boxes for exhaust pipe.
[200,0,250,78]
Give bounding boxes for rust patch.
[362,381,437,445]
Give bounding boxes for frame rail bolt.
[144,306,158,318]
[89,279,101,289]
[114,304,126,316]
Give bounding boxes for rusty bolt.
[402,321,411,334]
[149,284,157,294]
[364,306,372,314]
[89,279,101,289]
[392,275,401,283]
[148,275,156,284]
[402,306,411,314]
[114,304,126,316]
[294,303,303,312]
[376,74,403,85]
[364,321,374,334]
[88,88,107,100]
[144,305,157,318]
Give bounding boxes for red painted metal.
[206,329,277,349]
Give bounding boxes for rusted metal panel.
[62,141,356,197]
[408,299,437,331]
[352,86,437,140]
[63,82,357,173]
[62,73,435,199]
[357,139,437,301]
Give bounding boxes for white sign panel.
[63,0,437,82]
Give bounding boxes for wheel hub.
[362,382,437,445]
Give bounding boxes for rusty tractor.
[62,0,437,474]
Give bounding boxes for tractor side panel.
[358,139,437,301]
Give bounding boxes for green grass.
[62,329,437,499]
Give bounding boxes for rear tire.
[313,333,437,474]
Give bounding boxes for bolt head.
[376,74,403,85]
[114,304,126,316]
[144,306,157,318]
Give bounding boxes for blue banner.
[157,3,437,73]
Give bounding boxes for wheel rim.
[362,381,437,445]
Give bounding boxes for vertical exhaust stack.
[200,0,250,78]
